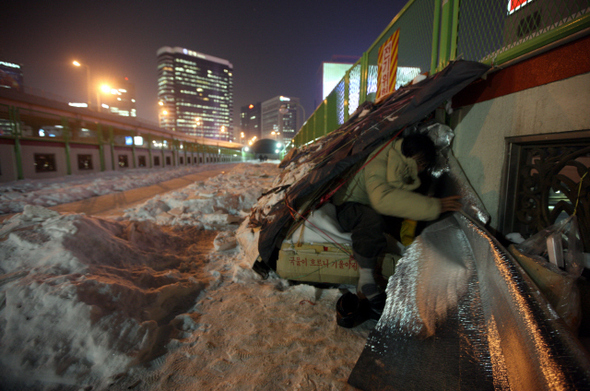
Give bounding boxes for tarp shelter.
[257,60,490,270]
[253,60,590,389]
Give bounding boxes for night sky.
[2,0,406,128]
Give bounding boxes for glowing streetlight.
[72,60,91,109]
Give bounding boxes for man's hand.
[440,195,462,213]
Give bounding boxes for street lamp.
[72,60,91,109]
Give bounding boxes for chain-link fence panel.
[348,63,362,117]
[457,0,590,65]
[366,0,435,102]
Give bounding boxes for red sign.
[376,29,400,102]
[508,0,533,14]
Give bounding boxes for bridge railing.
[0,100,255,181]
[292,0,590,148]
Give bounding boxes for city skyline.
[1,0,405,134]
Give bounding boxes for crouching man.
[333,133,462,315]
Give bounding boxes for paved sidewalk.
[0,165,232,221]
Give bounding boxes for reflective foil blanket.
[348,213,590,390]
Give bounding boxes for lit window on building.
[77,154,93,170]
[34,154,56,173]
[118,155,129,168]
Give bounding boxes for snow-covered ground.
[0,162,372,390]
[0,165,238,215]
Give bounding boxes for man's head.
[401,133,437,173]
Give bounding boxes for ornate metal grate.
[501,133,590,252]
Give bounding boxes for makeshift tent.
[256,60,490,271]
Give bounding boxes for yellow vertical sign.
[376,29,400,103]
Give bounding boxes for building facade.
[0,60,24,92]
[100,77,137,118]
[157,46,233,141]
[240,102,261,144]
[261,96,301,145]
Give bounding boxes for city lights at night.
[2,0,402,136]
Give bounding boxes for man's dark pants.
[335,202,402,268]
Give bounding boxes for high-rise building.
[157,46,233,140]
[240,102,261,144]
[0,61,24,92]
[261,96,301,145]
[100,77,137,117]
[317,55,358,106]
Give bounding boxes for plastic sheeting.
[348,212,590,390]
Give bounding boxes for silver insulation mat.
[348,213,590,390]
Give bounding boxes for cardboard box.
[277,241,399,285]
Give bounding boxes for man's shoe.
[336,292,371,328]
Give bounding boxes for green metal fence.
[292,0,590,148]
[457,0,590,66]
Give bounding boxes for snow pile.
[0,165,230,214]
[0,205,212,387]
[122,163,278,230]
[0,162,371,390]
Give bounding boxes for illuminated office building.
[240,102,261,142]
[317,55,358,105]
[157,46,233,140]
[261,96,301,144]
[101,77,137,117]
[0,61,24,92]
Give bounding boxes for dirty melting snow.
[0,165,230,215]
[0,162,371,390]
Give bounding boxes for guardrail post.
[62,117,72,176]
[437,0,453,70]
[11,106,24,180]
[147,135,153,168]
[161,138,165,167]
[344,71,350,123]
[449,0,460,62]
[131,130,137,169]
[430,0,442,74]
[109,126,115,170]
[360,52,369,104]
[436,0,460,71]
[97,123,106,171]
